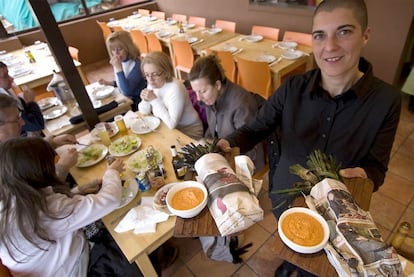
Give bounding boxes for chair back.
[252,25,280,41]
[138,8,150,16]
[237,57,272,99]
[206,49,236,83]
[188,16,206,27]
[96,20,112,42]
[151,11,165,20]
[170,39,194,79]
[145,33,163,52]
[282,31,312,47]
[0,36,23,52]
[68,46,79,61]
[130,29,148,55]
[172,13,187,23]
[215,19,236,32]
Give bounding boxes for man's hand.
[53,134,77,147]
[56,147,78,170]
[217,138,232,152]
[339,167,367,179]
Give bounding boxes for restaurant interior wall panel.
[156,0,414,85]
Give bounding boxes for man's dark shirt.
[225,58,401,217]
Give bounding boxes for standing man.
[0,61,44,135]
[218,0,401,276]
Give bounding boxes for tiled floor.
[83,62,414,276]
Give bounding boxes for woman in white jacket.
[0,137,125,276]
[138,51,203,140]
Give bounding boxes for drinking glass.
[114,115,127,135]
[95,122,111,146]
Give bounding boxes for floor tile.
[378,172,414,206]
[376,222,392,242]
[387,152,414,182]
[240,223,271,261]
[257,191,278,234]
[370,192,406,231]
[166,262,195,277]
[170,237,202,264]
[231,264,259,277]
[398,132,414,160]
[186,251,242,277]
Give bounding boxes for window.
[250,0,320,9]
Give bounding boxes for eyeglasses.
[0,111,22,126]
[144,71,164,79]
[111,47,125,53]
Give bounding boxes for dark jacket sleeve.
[20,98,45,132]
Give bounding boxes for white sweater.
[138,79,203,139]
[0,169,122,277]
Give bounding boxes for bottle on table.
[25,49,36,63]
[145,146,165,189]
[178,21,185,34]
[170,145,186,180]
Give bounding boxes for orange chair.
[138,8,150,16]
[215,19,236,32]
[170,39,194,79]
[96,20,112,42]
[236,57,272,99]
[282,31,312,47]
[188,16,206,27]
[151,11,165,20]
[130,29,148,56]
[68,46,79,61]
[145,33,163,52]
[251,25,280,41]
[206,49,236,83]
[172,13,187,23]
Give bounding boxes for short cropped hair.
[189,54,226,85]
[314,0,368,31]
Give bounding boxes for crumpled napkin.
[235,155,263,196]
[123,110,139,128]
[114,197,169,234]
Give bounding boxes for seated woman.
[138,51,203,140]
[99,31,146,110]
[0,137,130,276]
[189,54,265,170]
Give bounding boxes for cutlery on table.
[190,39,204,46]
[232,48,243,55]
[137,113,156,132]
[269,57,283,67]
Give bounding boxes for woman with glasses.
[139,51,203,140]
[99,31,146,110]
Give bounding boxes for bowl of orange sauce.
[166,181,208,218]
[278,207,329,254]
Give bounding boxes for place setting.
[221,44,243,55]
[239,34,264,43]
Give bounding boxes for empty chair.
[251,25,280,41]
[96,20,112,42]
[130,29,148,56]
[282,31,312,47]
[138,8,150,16]
[68,46,79,61]
[237,57,272,99]
[170,39,194,79]
[215,19,236,32]
[145,33,163,52]
[188,16,206,27]
[206,49,236,82]
[172,13,187,23]
[151,11,165,20]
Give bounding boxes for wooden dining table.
[69,119,194,277]
[209,35,313,91]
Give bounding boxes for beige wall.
[156,0,414,85]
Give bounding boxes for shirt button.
[322,134,326,138]
[327,117,331,121]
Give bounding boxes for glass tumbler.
[114,115,127,135]
[95,122,111,146]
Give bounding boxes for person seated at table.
[216,0,401,276]
[0,61,44,136]
[189,54,265,169]
[99,31,146,111]
[138,51,203,140]
[0,137,141,276]
[0,93,78,181]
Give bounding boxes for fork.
[137,113,157,132]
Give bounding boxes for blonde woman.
[99,31,146,109]
[139,51,203,139]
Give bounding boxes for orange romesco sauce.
[281,212,324,246]
[171,187,204,210]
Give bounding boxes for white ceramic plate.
[241,34,263,43]
[107,20,120,27]
[76,144,108,167]
[184,23,195,29]
[108,135,141,157]
[37,97,60,111]
[256,54,276,63]
[92,86,114,100]
[153,182,176,215]
[207,27,222,35]
[276,41,298,50]
[91,122,119,141]
[281,50,303,60]
[157,31,171,38]
[141,27,156,33]
[166,20,177,25]
[43,105,68,120]
[186,36,199,44]
[118,179,139,209]
[146,16,158,21]
[131,116,161,134]
[127,148,163,173]
[128,14,142,19]
[221,45,238,53]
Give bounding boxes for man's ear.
[362,26,371,47]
